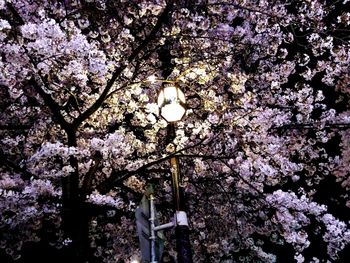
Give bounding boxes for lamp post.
[157,83,193,263]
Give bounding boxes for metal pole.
[149,194,157,263]
[167,124,193,263]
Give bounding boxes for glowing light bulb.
[157,84,186,122]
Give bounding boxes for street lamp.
[157,83,186,122]
[157,83,193,263]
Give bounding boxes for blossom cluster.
[0,0,349,262]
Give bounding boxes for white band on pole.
[176,211,188,226]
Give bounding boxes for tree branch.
[97,136,207,194]
[0,149,36,180]
[272,122,350,131]
[6,3,71,132]
[0,124,31,130]
[71,1,174,129]
[80,153,103,198]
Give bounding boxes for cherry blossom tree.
[0,0,349,262]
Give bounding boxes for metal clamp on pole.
[176,211,189,226]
